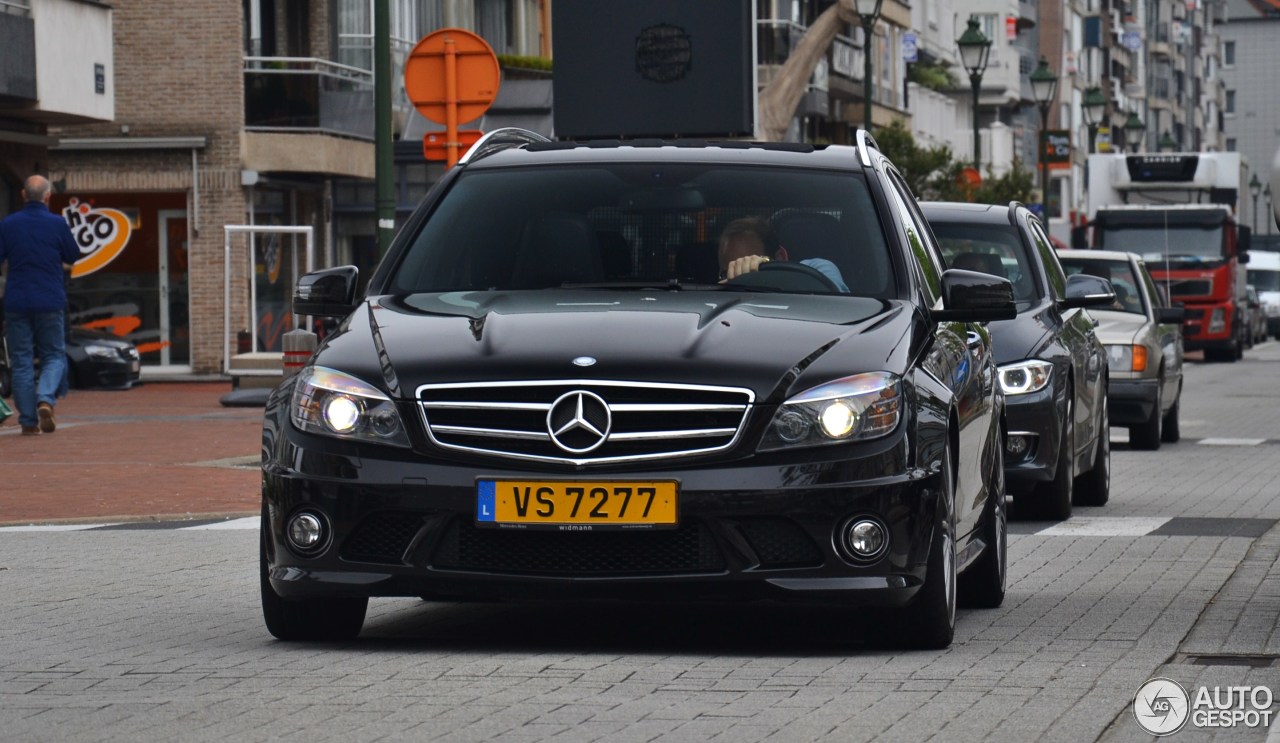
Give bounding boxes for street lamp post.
[1082,87,1107,153]
[956,18,992,170]
[1267,184,1274,238]
[1250,173,1262,233]
[1124,112,1146,153]
[1030,58,1058,209]
[856,0,885,132]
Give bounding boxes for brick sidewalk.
[0,383,262,524]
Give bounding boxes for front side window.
[1060,258,1147,315]
[388,163,895,298]
[930,222,1042,308]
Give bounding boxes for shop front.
[51,192,191,370]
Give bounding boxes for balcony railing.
[243,57,374,140]
[0,0,30,15]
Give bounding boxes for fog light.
[287,512,327,552]
[1006,435,1029,457]
[839,517,888,561]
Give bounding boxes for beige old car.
[1058,250,1185,450]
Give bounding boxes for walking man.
[0,175,80,435]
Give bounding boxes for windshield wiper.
[560,280,719,291]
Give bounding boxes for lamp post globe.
[1250,173,1262,232]
[1082,86,1107,153]
[956,18,992,169]
[1124,112,1146,152]
[1158,130,1177,152]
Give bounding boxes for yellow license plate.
[477,480,678,529]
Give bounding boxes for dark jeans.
[5,310,67,428]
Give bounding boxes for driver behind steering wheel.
[717,217,850,292]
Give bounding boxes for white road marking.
[1198,438,1266,446]
[0,523,124,532]
[1036,517,1172,537]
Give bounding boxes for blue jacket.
[0,201,80,313]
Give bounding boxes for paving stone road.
[3,346,1280,742]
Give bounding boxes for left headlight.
[290,366,411,447]
[759,372,901,451]
[84,343,119,360]
[998,359,1053,395]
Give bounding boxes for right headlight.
[759,372,901,451]
[290,366,411,447]
[997,360,1053,395]
[1105,344,1147,372]
[84,343,119,360]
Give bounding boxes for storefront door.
[158,211,190,367]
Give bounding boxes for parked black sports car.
[261,130,1015,647]
[923,202,1113,520]
[66,327,142,390]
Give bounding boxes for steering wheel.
[726,260,842,293]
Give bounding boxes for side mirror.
[1060,273,1117,309]
[933,269,1017,323]
[1156,306,1185,324]
[294,266,360,317]
[1239,250,1251,265]
[1070,225,1089,250]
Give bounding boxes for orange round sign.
[403,28,501,125]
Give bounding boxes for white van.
[1246,250,1280,339]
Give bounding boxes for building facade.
[1219,0,1280,239]
[46,0,547,377]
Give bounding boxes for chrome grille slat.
[417,380,754,465]
[430,425,551,441]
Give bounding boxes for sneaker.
[21,425,40,436]
[37,402,56,433]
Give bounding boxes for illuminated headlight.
[290,366,410,447]
[998,360,1053,395]
[1208,307,1226,333]
[84,343,119,360]
[759,372,901,451]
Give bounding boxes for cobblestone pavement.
[3,346,1280,741]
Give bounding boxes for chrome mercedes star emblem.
[572,356,596,367]
[547,391,612,453]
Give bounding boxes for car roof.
[919,201,1015,223]
[1057,249,1140,263]
[463,140,871,174]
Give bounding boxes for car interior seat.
[771,211,859,292]
[951,251,1007,279]
[510,213,605,289]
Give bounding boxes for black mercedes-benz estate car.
[922,202,1113,521]
[260,129,1016,648]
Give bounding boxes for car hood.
[68,327,135,349]
[1088,310,1150,345]
[983,304,1056,365]
[314,290,915,403]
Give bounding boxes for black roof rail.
[458,127,552,165]
[856,128,879,167]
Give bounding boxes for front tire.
[959,431,1007,609]
[1129,383,1163,450]
[1161,384,1181,443]
[261,507,367,641]
[899,446,957,649]
[1074,398,1110,506]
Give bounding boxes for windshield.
[389,164,893,297]
[1247,270,1280,292]
[1100,225,1225,263]
[1059,257,1147,315]
[929,223,1040,307]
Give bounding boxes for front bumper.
[1001,385,1062,494]
[1182,302,1236,350]
[1107,378,1159,426]
[74,356,141,389]
[261,426,941,607]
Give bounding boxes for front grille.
[418,380,753,465]
[1168,278,1212,298]
[431,518,727,576]
[737,518,823,568]
[341,511,426,564]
